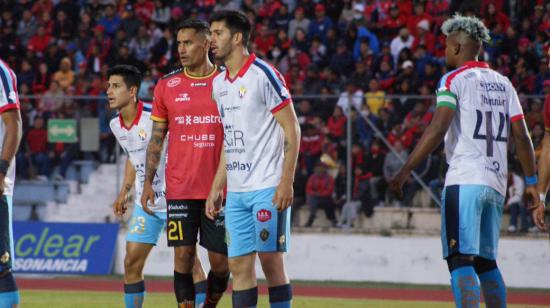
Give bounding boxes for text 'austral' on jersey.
[212,54,292,192]
[110,101,167,212]
[151,67,223,200]
[435,61,524,196]
[0,59,19,196]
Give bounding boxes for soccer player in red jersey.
[142,20,229,307]
[533,48,550,231]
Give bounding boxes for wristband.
[0,159,9,175]
[524,175,538,186]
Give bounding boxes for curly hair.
[441,14,491,43]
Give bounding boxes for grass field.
[19,290,550,308]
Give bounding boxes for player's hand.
[206,190,223,220]
[113,191,129,217]
[140,181,155,215]
[531,203,548,232]
[525,185,540,211]
[388,170,410,199]
[273,179,293,212]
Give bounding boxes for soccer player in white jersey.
[107,65,207,308]
[390,15,538,307]
[0,58,22,307]
[207,10,301,308]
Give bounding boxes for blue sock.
[194,281,207,307]
[269,284,292,308]
[124,281,145,308]
[478,268,506,308]
[0,290,20,307]
[0,272,19,307]
[233,287,257,308]
[451,266,480,308]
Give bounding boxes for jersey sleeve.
[435,74,459,110]
[508,83,524,123]
[151,80,168,122]
[544,95,550,131]
[261,66,292,114]
[0,65,19,113]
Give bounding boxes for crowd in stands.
[1,0,549,230]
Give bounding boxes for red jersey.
[151,67,223,200]
[544,94,550,132]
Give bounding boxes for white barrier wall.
[114,233,550,289]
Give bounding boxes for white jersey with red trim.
[435,61,524,196]
[212,54,292,192]
[0,60,20,196]
[110,102,167,212]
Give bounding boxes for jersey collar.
[119,100,143,130]
[225,53,256,83]
[463,61,489,68]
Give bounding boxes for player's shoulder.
[160,67,184,80]
[109,114,120,132]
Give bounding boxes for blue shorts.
[126,205,166,245]
[0,195,14,272]
[225,187,291,258]
[441,185,504,260]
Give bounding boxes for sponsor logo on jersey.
[138,129,147,141]
[174,115,222,125]
[478,82,505,92]
[257,209,271,222]
[226,161,252,172]
[481,95,505,106]
[239,86,246,98]
[167,77,181,88]
[191,82,207,87]
[219,90,228,97]
[8,91,16,101]
[175,93,191,102]
[180,134,216,141]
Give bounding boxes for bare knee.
[174,246,196,273]
[229,254,256,290]
[258,253,288,286]
[124,253,145,282]
[209,251,229,277]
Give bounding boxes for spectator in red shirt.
[25,117,52,180]
[300,124,323,174]
[379,5,407,41]
[28,25,52,54]
[387,123,414,150]
[326,106,346,141]
[412,20,436,54]
[483,3,510,32]
[134,0,155,24]
[407,2,432,37]
[254,24,276,57]
[305,163,337,227]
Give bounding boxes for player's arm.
[535,131,550,231]
[206,144,227,220]
[113,158,136,216]
[273,104,301,211]
[141,120,167,214]
[0,109,22,194]
[389,106,455,198]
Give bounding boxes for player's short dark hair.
[177,19,211,36]
[209,10,251,47]
[107,65,142,91]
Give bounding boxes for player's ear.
[129,85,138,98]
[454,43,461,56]
[233,32,242,46]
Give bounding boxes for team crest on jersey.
[167,77,182,88]
[0,252,9,263]
[239,86,246,98]
[8,91,16,102]
[138,129,147,141]
[176,93,191,102]
[260,229,269,241]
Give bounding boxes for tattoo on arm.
[146,122,167,182]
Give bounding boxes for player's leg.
[225,192,258,308]
[167,200,201,307]
[475,187,506,308]
[254,187,292,308]
[199,205,229,307]
[124,206,165,308]
[192,253,207,308]
[441,185,482,308]
[0,195,19,307]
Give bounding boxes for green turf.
[19,290,548,308]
